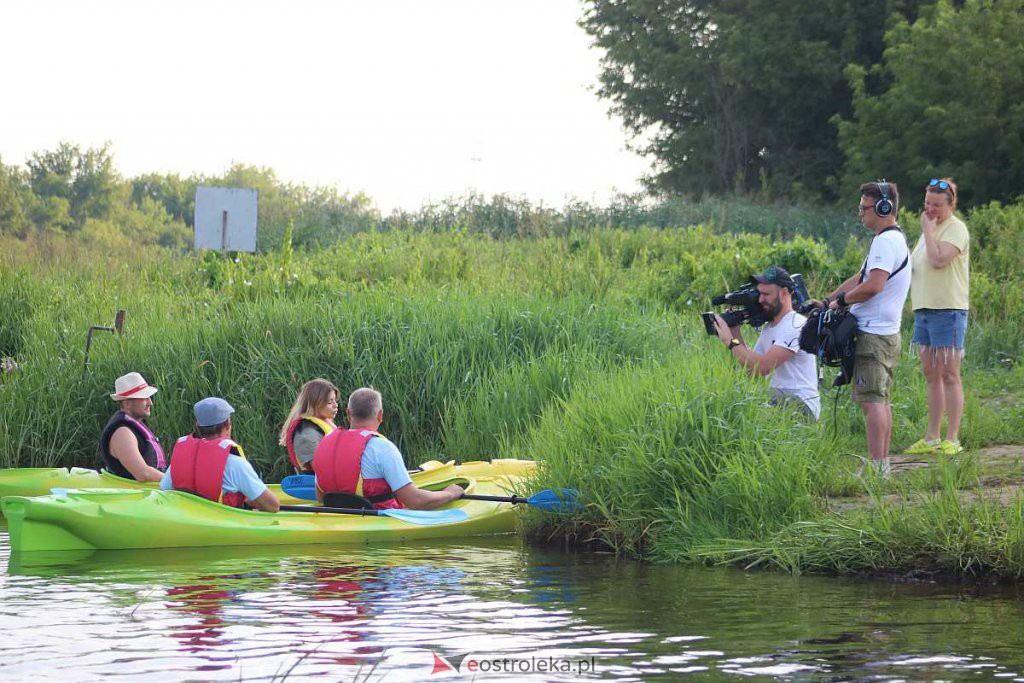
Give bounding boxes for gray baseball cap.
[194,397,235,427]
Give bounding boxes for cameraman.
[713,266,820,419]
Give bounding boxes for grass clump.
[516,348,836,559]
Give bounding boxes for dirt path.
[825,444,1024,512]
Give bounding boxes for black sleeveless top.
[99,410,163,479]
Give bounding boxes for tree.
[25,142,122,229]
[130,172,196,226]
[580,0,925,198]
[836,0,1024,208]
[0,157,31,237]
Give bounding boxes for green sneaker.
[939,439,964,455]
[904,438,940,455]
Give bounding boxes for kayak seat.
[322,491,375,510]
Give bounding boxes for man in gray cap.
[713,265,820,419]
[161,397,280,512]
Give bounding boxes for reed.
[0,266,677,476]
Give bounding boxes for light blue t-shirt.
[359,435,413,493]
[161,441,268,502]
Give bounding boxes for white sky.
[0,0,649,212]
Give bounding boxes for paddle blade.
[379,508,470,525]
[280,474,317,501]
[279,505,469,526]
[525,488,582,513]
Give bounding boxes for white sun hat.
[110,372,158,401]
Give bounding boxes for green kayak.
[0,467,156,499]
[0,459,527,511]
[0,466,309,508]
[2,459,537,553]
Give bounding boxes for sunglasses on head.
[928,178,954,194]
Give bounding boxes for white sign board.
[194,186,258,252]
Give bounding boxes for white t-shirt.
[850,228,911,335]
[754,310,821,418]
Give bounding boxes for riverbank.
[3,200,1024,579]
[521,349,1024,581]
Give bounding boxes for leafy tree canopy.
[836,0,1024,209]
[26,142,123,229]
[581,0,925,199]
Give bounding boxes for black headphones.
[874,180,894,217]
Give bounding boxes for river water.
[2,525,1023,682]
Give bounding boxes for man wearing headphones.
[819,181,911,475]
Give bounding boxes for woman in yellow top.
[278,378,339,473]
[905,178,969,456]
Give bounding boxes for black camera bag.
[799,308,859,387]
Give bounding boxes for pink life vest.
[169,435,246,508]
[313,428,402,509]
[121,412,167,470]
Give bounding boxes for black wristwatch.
[836,292,847,307]
[727,338,742,350]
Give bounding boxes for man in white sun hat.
[99,371,166,481]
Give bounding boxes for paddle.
[280,474,316,501]
[459,489,581,513]
[281,472,420,501]
[278,504,468,526]
[280,476,580,513]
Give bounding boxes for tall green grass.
[514,351,835,558]
[0,283,677,475]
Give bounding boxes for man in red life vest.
[100,372,166,481]
[161,397,280,512]
[313,387,463,510]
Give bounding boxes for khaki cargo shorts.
[852,331,901,404]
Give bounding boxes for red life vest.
[313,428,402,509]
[169,435,246,508]
[284,416,334,473]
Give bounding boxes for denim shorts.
[911,309,968,349]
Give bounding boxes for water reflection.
[2,526,1024,681]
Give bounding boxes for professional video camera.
[701,284,769,334]
[701,272,810,335]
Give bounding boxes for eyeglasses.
[928,178,955,197]
[857,204,873,214]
